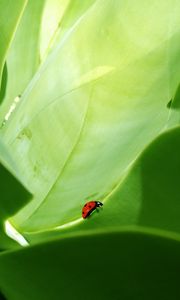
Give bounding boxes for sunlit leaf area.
[0,1,180,299]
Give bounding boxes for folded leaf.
[0,141,31,249]
[26,127,180,244]
[0,0,27,90]
[4,0,180,233]
[0,230,180,300]
[0,63,7,105]
[0,1,45,122]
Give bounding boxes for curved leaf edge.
[16,125,180,238]
[20,225,180,249]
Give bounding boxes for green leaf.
[0,290,6,300]
[0,161,30,218]
[0,141,31,249]
[0,0,27,85]
[0,1,45,123]
[2,0,180,233]
[0,0,97,122]
[0,2,180,299]
[40,0,70,60]
[166,83,180,127]
[40,0,97,60]
[88,126,180,234]
[0,63,7,105]
[0,230,180,300]
[25,126,180,244]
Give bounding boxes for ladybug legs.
[95,201,103,213]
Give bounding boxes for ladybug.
[82,201,103,219]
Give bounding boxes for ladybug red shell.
[82,201,103,219]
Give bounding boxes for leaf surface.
[0,141,31,249]
[0,1,45,123]
[23,126,180,244]
[2,0,180,233]
[0,231,180,300]
[0,0,27,90]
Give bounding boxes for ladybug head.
[96,201,103,207]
